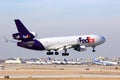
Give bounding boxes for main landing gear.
[46,51,53,55]
[46,51,59,55]
[46,51,69,56]
[46,47,69,56]
[62,53,69,56]
[62,47,69,56]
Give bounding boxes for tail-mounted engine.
[12,32,37,40]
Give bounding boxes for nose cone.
[95,35,106,46]
[100,36,106,43]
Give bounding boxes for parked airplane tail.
[93,58,98,62]
[93,58,103,65]
[64,59,67,62]
[13,19,37,41]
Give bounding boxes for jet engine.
[74,45,87,52]
[12,32,37,40]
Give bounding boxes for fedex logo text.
[79,37,95,44]
[23,35,31,39]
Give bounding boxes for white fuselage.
[37,34,105,50]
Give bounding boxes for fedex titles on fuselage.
[79,36,95,44]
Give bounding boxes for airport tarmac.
[0,64,120,79]
[0,73,120,78]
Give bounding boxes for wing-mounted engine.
[12,32,37,40]
[74,45,87,52]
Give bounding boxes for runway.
[0,64,120,78]
[0,73,120,78]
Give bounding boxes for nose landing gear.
[92,46,96,52]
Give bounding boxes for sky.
[0,0,120,59]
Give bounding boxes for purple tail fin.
[13,19,35,41]
[14,19,31,35]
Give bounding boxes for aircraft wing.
[47,44,84,52]
[57,45,72,51]
[48,44,73,51]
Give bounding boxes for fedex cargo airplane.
[12,19,105,56]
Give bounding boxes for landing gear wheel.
[55,52,59,55]
[92,46,96,52]
[92,49,95,52]
[62,53,69,56]
[66,53,69,56]
[46,52,53,55]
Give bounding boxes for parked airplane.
[94,58,118,66]
[12,19,105,56]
